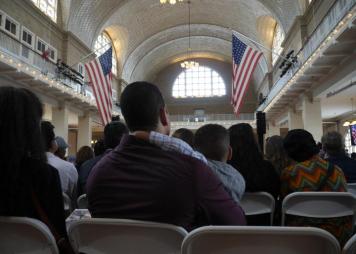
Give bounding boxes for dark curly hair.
[284,129,319,162]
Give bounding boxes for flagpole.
[69,43,112,68]
[231,29,294,64]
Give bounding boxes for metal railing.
[0,30,91,97]
[258,0,356,111]
[169,113,254,122]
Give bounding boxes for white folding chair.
[181,226,340,254]
[62,192,72,216]
[240,192,275,225]
[0,216,59,254]
[347,183,356,197]
[281,192,356,226]
[77,194,88,209]
[343,233,356,254]
[68,218,188,254]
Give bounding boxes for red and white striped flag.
[85,47,113,125]
[232,34,263,115]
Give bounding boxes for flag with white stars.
[85,47,113,125]
[232,34,263,116]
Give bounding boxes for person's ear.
[227,146,232,161]
[159,107,169,126]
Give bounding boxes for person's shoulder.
[169,151,208,171]
[81,156,102,169]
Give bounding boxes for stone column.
[302,95,323,142]
[78,114,92,149]
[266,121,280,137]
[288,108,304,130]
[52,104,69,142]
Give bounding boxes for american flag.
[85,47,113,125]
[232,34,263,115]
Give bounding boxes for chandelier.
[181,0,199,69]
[160,0,184,5]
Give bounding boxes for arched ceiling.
[65,0,302,85]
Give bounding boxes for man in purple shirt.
[87,81,246,230]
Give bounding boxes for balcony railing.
[0,30,98,99]
[169,113,254,122]
[258,0,356,111]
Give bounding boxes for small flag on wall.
[231,34,263,115]
[85,47,113,125]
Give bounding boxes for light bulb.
[343,121,351,127]
[169,0,176,4]
[160,0,167,3]
[351,120,356,126]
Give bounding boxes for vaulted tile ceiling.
[64,0,303,85]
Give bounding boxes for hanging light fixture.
[181,0,199,69]
[160,0,184,5]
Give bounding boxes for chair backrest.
[343,233,356,254]
[347,183,356,197]
[181,226,340,254]
[62,192,72,216]
[77,194,88,209]
[0,216,59,254]
[240,192,275,225]
[281,192,356,226]
[68,218,188,254]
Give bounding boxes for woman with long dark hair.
[0,87,69,251]
[265,135,291,175]
[75,145,94,170]
[228,123,280,198]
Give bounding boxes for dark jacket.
[0,158,67,238]
[327,154,356,183]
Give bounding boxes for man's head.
[94,139,106,156]
[195,124,231,162]
[172,128,195,147]
[54,136,69,160]
[284,129,319,162]
[41,121,58,153]
[321,131,344,157]
[104,121,129,149]
[120,82,170,134]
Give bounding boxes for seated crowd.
[0,82,354,251]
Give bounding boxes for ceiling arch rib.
[129,36,232,82]
[66,0,302,50]
[122,25,269,86]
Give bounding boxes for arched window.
[31,0,57,22]
[172,66,226,98]
[272,23,284,65]
[94,33,117,76]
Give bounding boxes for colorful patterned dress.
[280,155,350,246]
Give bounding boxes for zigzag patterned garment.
[281,155,349,246]
[281,155,347,197]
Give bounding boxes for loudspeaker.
[256,111,266,134]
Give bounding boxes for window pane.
[272,24,284,65]
[94,33,117,76]
[172,66,226,98]
[32,0,57,22]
